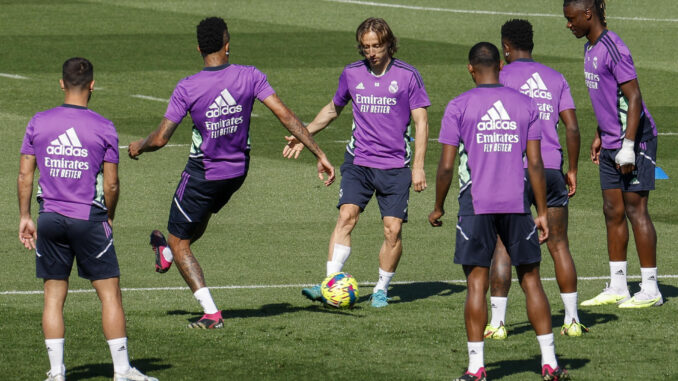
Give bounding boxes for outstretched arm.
[410,107,429,192]
[282,100,344,159]
[526,139,548,243]
[17,154,37,249]
[559,109,580,197]
[263,94,335,186]
[428,144,457,227]
[128,118,180,159]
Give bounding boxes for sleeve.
[20,117,36,155]
[103,123,120,164]
[252,67,276,102]
[438,100,461,146]
[332,69,351,107]
[527,98,541,141]
[611,44,637,85]
[164,81,190,124]
[558,74,576,112]
[408,69,431,110]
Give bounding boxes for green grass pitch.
[1,0,677,379]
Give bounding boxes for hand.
[566,170,577,198]
[283,136,304,159]
[615,138,636,175]
[534,214,549,244]
[317,155,335,186]
[590,135,601,165]
[107,218,114,228]
[428,207,444,227]
[19,216,37,250]
[412,168,427,192]
[128,139,144,160]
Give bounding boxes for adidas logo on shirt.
[476,100,516,131]
[520,72,552,100]
[46,127,88,157]
[356,82,365,90]
[205,88,243,118]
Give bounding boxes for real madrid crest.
[389,80,398,94]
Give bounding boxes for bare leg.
[516,262,551,336]
[489,238,512,297]
[43,279,69,339]
[91,277,126,339]
[463,265,490,342]
[602,189,628,262]
[622,191,656,268]
[378,217,403,272]
[545,206,577,294]
[327,204,360,260]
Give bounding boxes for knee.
[336,209,359,232]
[603,200,625,223]
[382,221,402,246]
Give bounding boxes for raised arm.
[429,144,457,227]
[103,161,119,225]
[17,154,37,249]
[128,118,180,159]
[263,94,335,186]
[559,109,580,197]
[410,107,429,192]
[282,100,345,159]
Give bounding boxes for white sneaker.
[580,283,631,306]
[618,287,663,309]
[113,367,158,381]
[45,370,65,381]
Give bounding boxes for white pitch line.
[118,144,189,149]
[131,94,169,103]
[325,0,678,23]
[3,275,678,296]
[0,73,29,79]
[658,132,678,136]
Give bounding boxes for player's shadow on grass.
[487,355,589,379]
[167,303,359,321]
[380,281,465,304]
[508,310,618,336]
[66,358,168,380]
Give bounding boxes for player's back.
[165,63,275,180]
[21,105,118,221]
[440,85,538,214]
[499,59,574,170]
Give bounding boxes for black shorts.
[35,213,119,280]
[168,170,246,239]
[599,137,656,192]
[338,153,411,221]
[454,214,541,267]
[526,168,569,208]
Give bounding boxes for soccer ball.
[321,272,359,308]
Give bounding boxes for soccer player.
[429,42,569,381]
[286,17,430,308]
[563,0,662,308]
[484,19,586,340]
[18,58,157,381]
[128,17,335,329]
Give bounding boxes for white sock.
[326,244,351,276]
[107,337,131,374]
[640,267,659,294]
[193,287,219,314]
[489,296,507,327]
[609,261,628,292]
[45,338,65,376]
[537,333,557,368]
[467,341,484,373]
[162,246,173,262]
[373,268,395,293]
[560,292,579,324]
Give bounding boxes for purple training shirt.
[21,104,119,221]
[584,30,657,149]
[439,85,540,215]
[165,63,275,180]
[500,59,575,170]
[332,59,430,169]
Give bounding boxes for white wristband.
[615,138,635,166]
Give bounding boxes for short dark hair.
[563,0,607,26]
[197,17,229,56]
[501,19,534,52]
[468,42,500,68]
[62,57,93,90]
[356,17,398,57]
